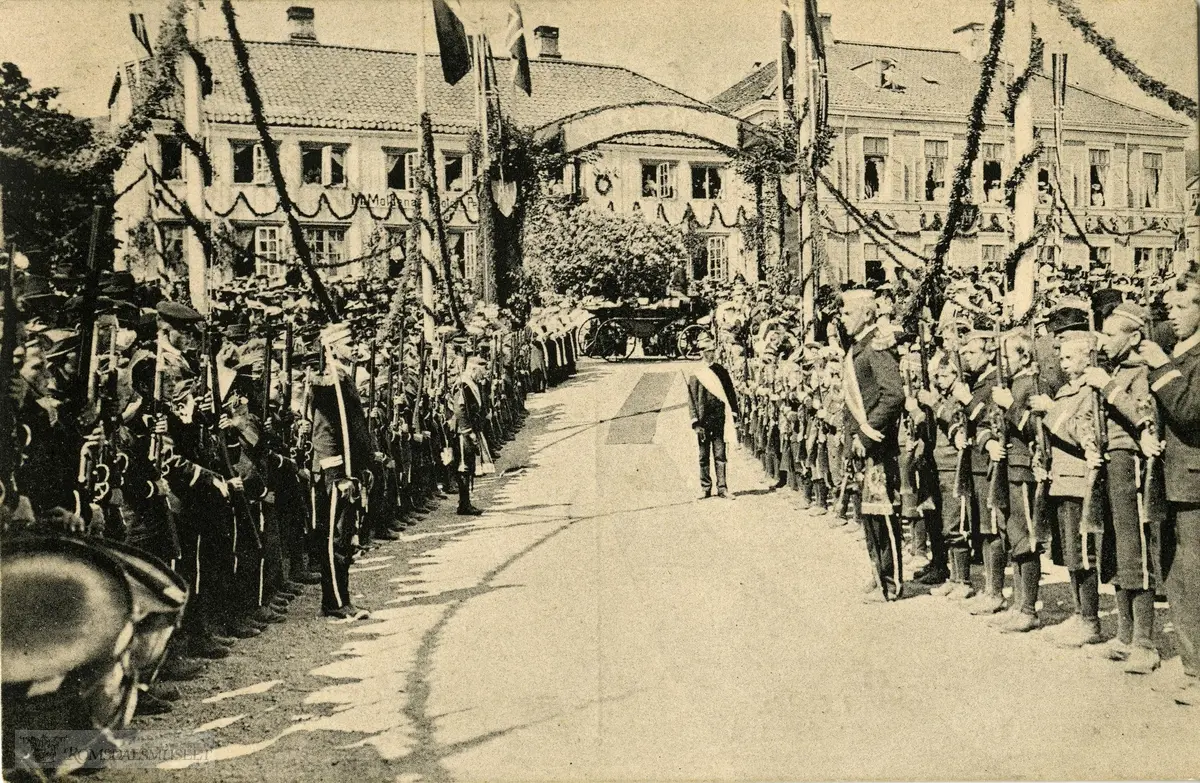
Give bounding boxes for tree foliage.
[0,62,115,274]
[524,201,684,302]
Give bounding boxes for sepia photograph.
[0,0,1197,779]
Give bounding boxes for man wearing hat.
[686,333,740,499]
[451,354,487,516]
[1137,268,1200,704]
[310,321,373,621]
[1076,301,1163,672]
[839,288,906,602]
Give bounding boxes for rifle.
[1079,308,1108,545]
[205,327,263,552]
[987,312,1010,532]
[262,319,273,425]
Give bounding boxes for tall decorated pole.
[417,0,436,344]
[793,0,813,334]
[1010,0,1036,321]
[182,0,208,312]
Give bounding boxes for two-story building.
[712,12,1192,285]
[109,6,759,301]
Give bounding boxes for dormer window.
[879,59,905,91]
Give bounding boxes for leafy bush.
[524,203,685,302]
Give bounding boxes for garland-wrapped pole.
[905,0,1006,329]
[220,0,339,322]
[1011,0,1037,321]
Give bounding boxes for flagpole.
[1011,0,1035,321]
[777,2,788,122]
[417,0,436,344]
[794,0,813,336]
[182,0,208,313]
[477,32,494,303]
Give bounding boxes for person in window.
[1091,183,1106,207]
[643,173,658,198]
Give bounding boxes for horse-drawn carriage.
[577,296,711,361]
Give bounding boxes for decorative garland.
[1003,139,1044,205]
[1049,0,1198,120]
[816,170,932,265]
[221,0,338,321]
[1003,31,1044,124]
[905,0,1006,327]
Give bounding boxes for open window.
[254,225,284,281]
[301,143,348,187]
[642,161,677,199]
[863,137,888,201]
[982,143,1003,203]
[1088,149,1108,207]
[232,140,270,184]
[386,149,418,191]
[159,136,184,182]
[981,243,1005,270]
[924,140,948,202]
[691,165,723,199]
[303,226,347,278]
[864,242,885,284]
[443,153,470,192]
[1142,152,1162,209]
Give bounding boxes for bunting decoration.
[432,0,473,86]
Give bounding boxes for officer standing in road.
[686,334,740,500]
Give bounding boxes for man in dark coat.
[686,334,739,499]
[840,289,905,602]
[1140,270,1200,705]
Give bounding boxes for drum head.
[96,539,188,619]
[2,537,133,685]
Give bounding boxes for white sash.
[689,365,736,447]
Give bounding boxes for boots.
[1124,589,1161,674]
[945,549,975,601]
[968,539,1006,615]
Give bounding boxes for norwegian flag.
[505,1,532,95]
[129,12,153,57]
[780,0,796,102]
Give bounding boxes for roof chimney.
[287,6,317,45]
[819,12,833,43]
[952,22,985,62]
[533,26,561,59]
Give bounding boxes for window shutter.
[854,160,861,201]
[902,159,911,202]
[1111,158,1126,209]
[891,154,903,201]
[1129,153,1142,208]
[1164,163,1177,210]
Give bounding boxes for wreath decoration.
[594,173,613,196]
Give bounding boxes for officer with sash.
[686,334,740,500]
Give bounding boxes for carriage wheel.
[593,319,632,362]
[676,324,707,359]
[577,316,602,357]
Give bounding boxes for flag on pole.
[129,12,153,57]
[780,0,797,102]
[432,0,472,86]
[506,1,532,95]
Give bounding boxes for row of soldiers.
[0,265,577,718]
[714,264,1200,705]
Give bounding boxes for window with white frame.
[1088,245,1111,266]
[255,225,284,281]
[304,226,347,278]
[706,235,728,280]
[864,242,884,284]
[159,136,184,182]
[385,149,418,191]
[442,153,470,192]
[301,143,347,187]
[924,140,948,202]
[1142,152,1162,209]
[982,143,1003,203]
[231,140,270,184]
[1155,246,1171,271]
[863,137,888,201]
[1089,149,1109,206]
[691,164,723,199]
[641,161,677,199]
[981,243,1005,269]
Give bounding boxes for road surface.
[113,359,1198,782]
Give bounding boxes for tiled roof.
[141,39,706,134]
[711,40,1188,133]
[606,132,722,149]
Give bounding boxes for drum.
[94,538,188,681]
[1,535,137,774]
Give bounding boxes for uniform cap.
[1108,301,1147,329]
[840,288,876,309]
[156,301,204,326]
[1045,305,1089,334]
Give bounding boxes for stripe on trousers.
[195,533,202,596]
[328,484,343,607]
[1023,484,1035,554]
[1136,458,1150,590]
[884,515,901,587]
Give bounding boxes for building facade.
[712,13,1192,285]
[109,7,758,301]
